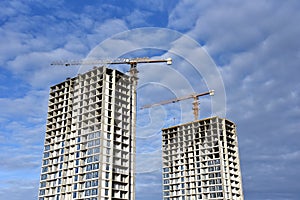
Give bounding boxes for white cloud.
[126,9,152,27]
[0,90,48,119]
[168,0,207,31]
[0,1,132,88]
[86,19,128,48]
[136,170,162,200]
[0,178,39,200]
[133,0,165,12]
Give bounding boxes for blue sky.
[1,0,300,199]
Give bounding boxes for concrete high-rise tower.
[38,66,136,200]
[162,117,244,200]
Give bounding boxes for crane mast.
[140,90,214,120]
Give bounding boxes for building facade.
[162,117,243,200]
[38,67,136,200]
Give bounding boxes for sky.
[0,0,300,199]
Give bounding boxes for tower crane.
[51,56,172,106]
[51,57,172,82]
[51,57,172,98]
[140,90,215,120]
[51,57,172,67]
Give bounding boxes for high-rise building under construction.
[38,66,136,200]
[162,117,244,200]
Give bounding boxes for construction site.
[38,57,244,200]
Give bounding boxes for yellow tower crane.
[140,90,215,120]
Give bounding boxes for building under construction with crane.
[38,57,244,200]
[142,92,244,200]
[38,58,171,200]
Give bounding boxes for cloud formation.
[0,0,299,200]
[168,1,300,198]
